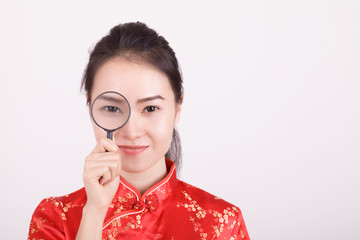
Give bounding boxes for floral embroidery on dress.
[176,190,245,239]
[28,159,250,240]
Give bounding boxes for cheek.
[92,122,106,142]
[147,113,175,146]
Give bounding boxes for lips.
[118,145,148,155]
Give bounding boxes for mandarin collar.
[107,158,177,212]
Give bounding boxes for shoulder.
[175,179,242,214]
[28,188,86,238]
[176,180,236,207]
[39,187,86,209]
[170,180,249,239]
[32,187,86,221]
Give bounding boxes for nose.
[115,112,144,140]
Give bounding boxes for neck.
[120,159,168,195]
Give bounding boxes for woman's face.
[90,57,181,174]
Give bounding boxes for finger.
[83,165,111,185]
[86,150,121,176]
[100,164,118,185]
[112,135,121,175]
[99,167,112,185]
[91,137,118,154]
[103,176,120,190]
[84,158,120,184]
[84,159,120,171]
[85,152,121,166]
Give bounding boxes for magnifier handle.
[107,131,113,140]
[106,132,113,152]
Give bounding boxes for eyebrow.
[97,95,125,103]
[137,95,165,103]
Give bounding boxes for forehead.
[92,57,174,103]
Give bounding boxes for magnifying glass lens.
[91,92,130,132]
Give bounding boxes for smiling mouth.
[118,145,148,155]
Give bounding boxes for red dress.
[28,159,250,239]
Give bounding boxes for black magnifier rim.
[90,91,131,133]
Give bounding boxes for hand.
[82,137,121,212]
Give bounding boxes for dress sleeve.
[28,198,66,240]
[229,207,250,240]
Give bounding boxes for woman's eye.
[104,106,120,113]
[144,106,158,113]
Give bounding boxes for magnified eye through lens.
[104,106,122,113]
[91,91,131,137]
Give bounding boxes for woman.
[28,22,250,240]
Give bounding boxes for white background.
[0,0,359,239]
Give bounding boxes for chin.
[120,156,159,174]
[121,165,148,174]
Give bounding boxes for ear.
[174,93,184,125]
[86,94,91,114]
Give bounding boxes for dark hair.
[81,22,183,171]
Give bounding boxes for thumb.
[105,176,120,192]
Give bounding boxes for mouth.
[118,145,148,155]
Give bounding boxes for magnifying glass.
[91,91,131,140]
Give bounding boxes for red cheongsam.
[28,159,250,239]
